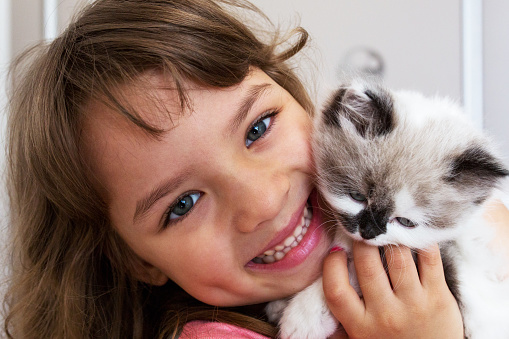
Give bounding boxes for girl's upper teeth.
[252,204,313,264]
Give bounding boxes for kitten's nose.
[358,209,388,239]
[360,222,383,239]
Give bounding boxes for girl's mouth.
[251,201,313,264]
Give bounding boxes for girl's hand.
[322,241,464,339]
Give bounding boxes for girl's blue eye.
[167,192,201,223]
[246,116,272,147]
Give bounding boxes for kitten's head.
[314,79,508,248]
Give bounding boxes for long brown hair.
[3,0,313,338]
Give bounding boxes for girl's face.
[83,68,331,307]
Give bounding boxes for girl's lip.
[245,190,325,271]
[255,198,309,257]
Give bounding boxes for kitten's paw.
[278,278,338,339]
[265,299,288,324]
[279,303,337,339]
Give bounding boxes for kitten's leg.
[278,277,338,339]
[265,298,289,324]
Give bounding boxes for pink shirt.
[179,321,271,339]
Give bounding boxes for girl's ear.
[131,257,169,286]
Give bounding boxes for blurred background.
[3,0,506,163]
[1,0,508,308]
[255,0,509,152]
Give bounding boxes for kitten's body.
[266,79,509,339]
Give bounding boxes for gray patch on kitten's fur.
[322,83,394,137]
[315,79,508,236]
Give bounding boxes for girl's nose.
[223,162,290,233]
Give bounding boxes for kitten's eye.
[395,217,416,228]
[349,191,367,202]
[167,192,201,223]
[246,116,272,147]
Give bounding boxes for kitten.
[266,78,509,339]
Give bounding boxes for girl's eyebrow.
[227,83,272,136]
[133,170,193,224]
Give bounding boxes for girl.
[3,0,507,338]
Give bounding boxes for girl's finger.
[352,241,393,304]
[416,243,446,288]
[383,245,420,295]
[323,248,366,329]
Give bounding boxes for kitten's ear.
[446,145,509,197]
[322,80,394,138]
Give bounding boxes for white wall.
[11,0,90,57]
[254,0,462,102]
[484,0,509,166]
[11,0,44,58]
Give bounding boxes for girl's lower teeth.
[252,204,312,264]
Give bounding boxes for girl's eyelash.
[245,108,281,147]
[161,191,201,229]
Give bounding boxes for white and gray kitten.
[266,78,509,339]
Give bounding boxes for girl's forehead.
[101,71,189,127]
[84,67,273,130]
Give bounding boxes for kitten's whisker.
[383,245,410,291]
[411,246,436,261]
[311,219,337,238]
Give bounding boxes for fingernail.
[330,246,344,253]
